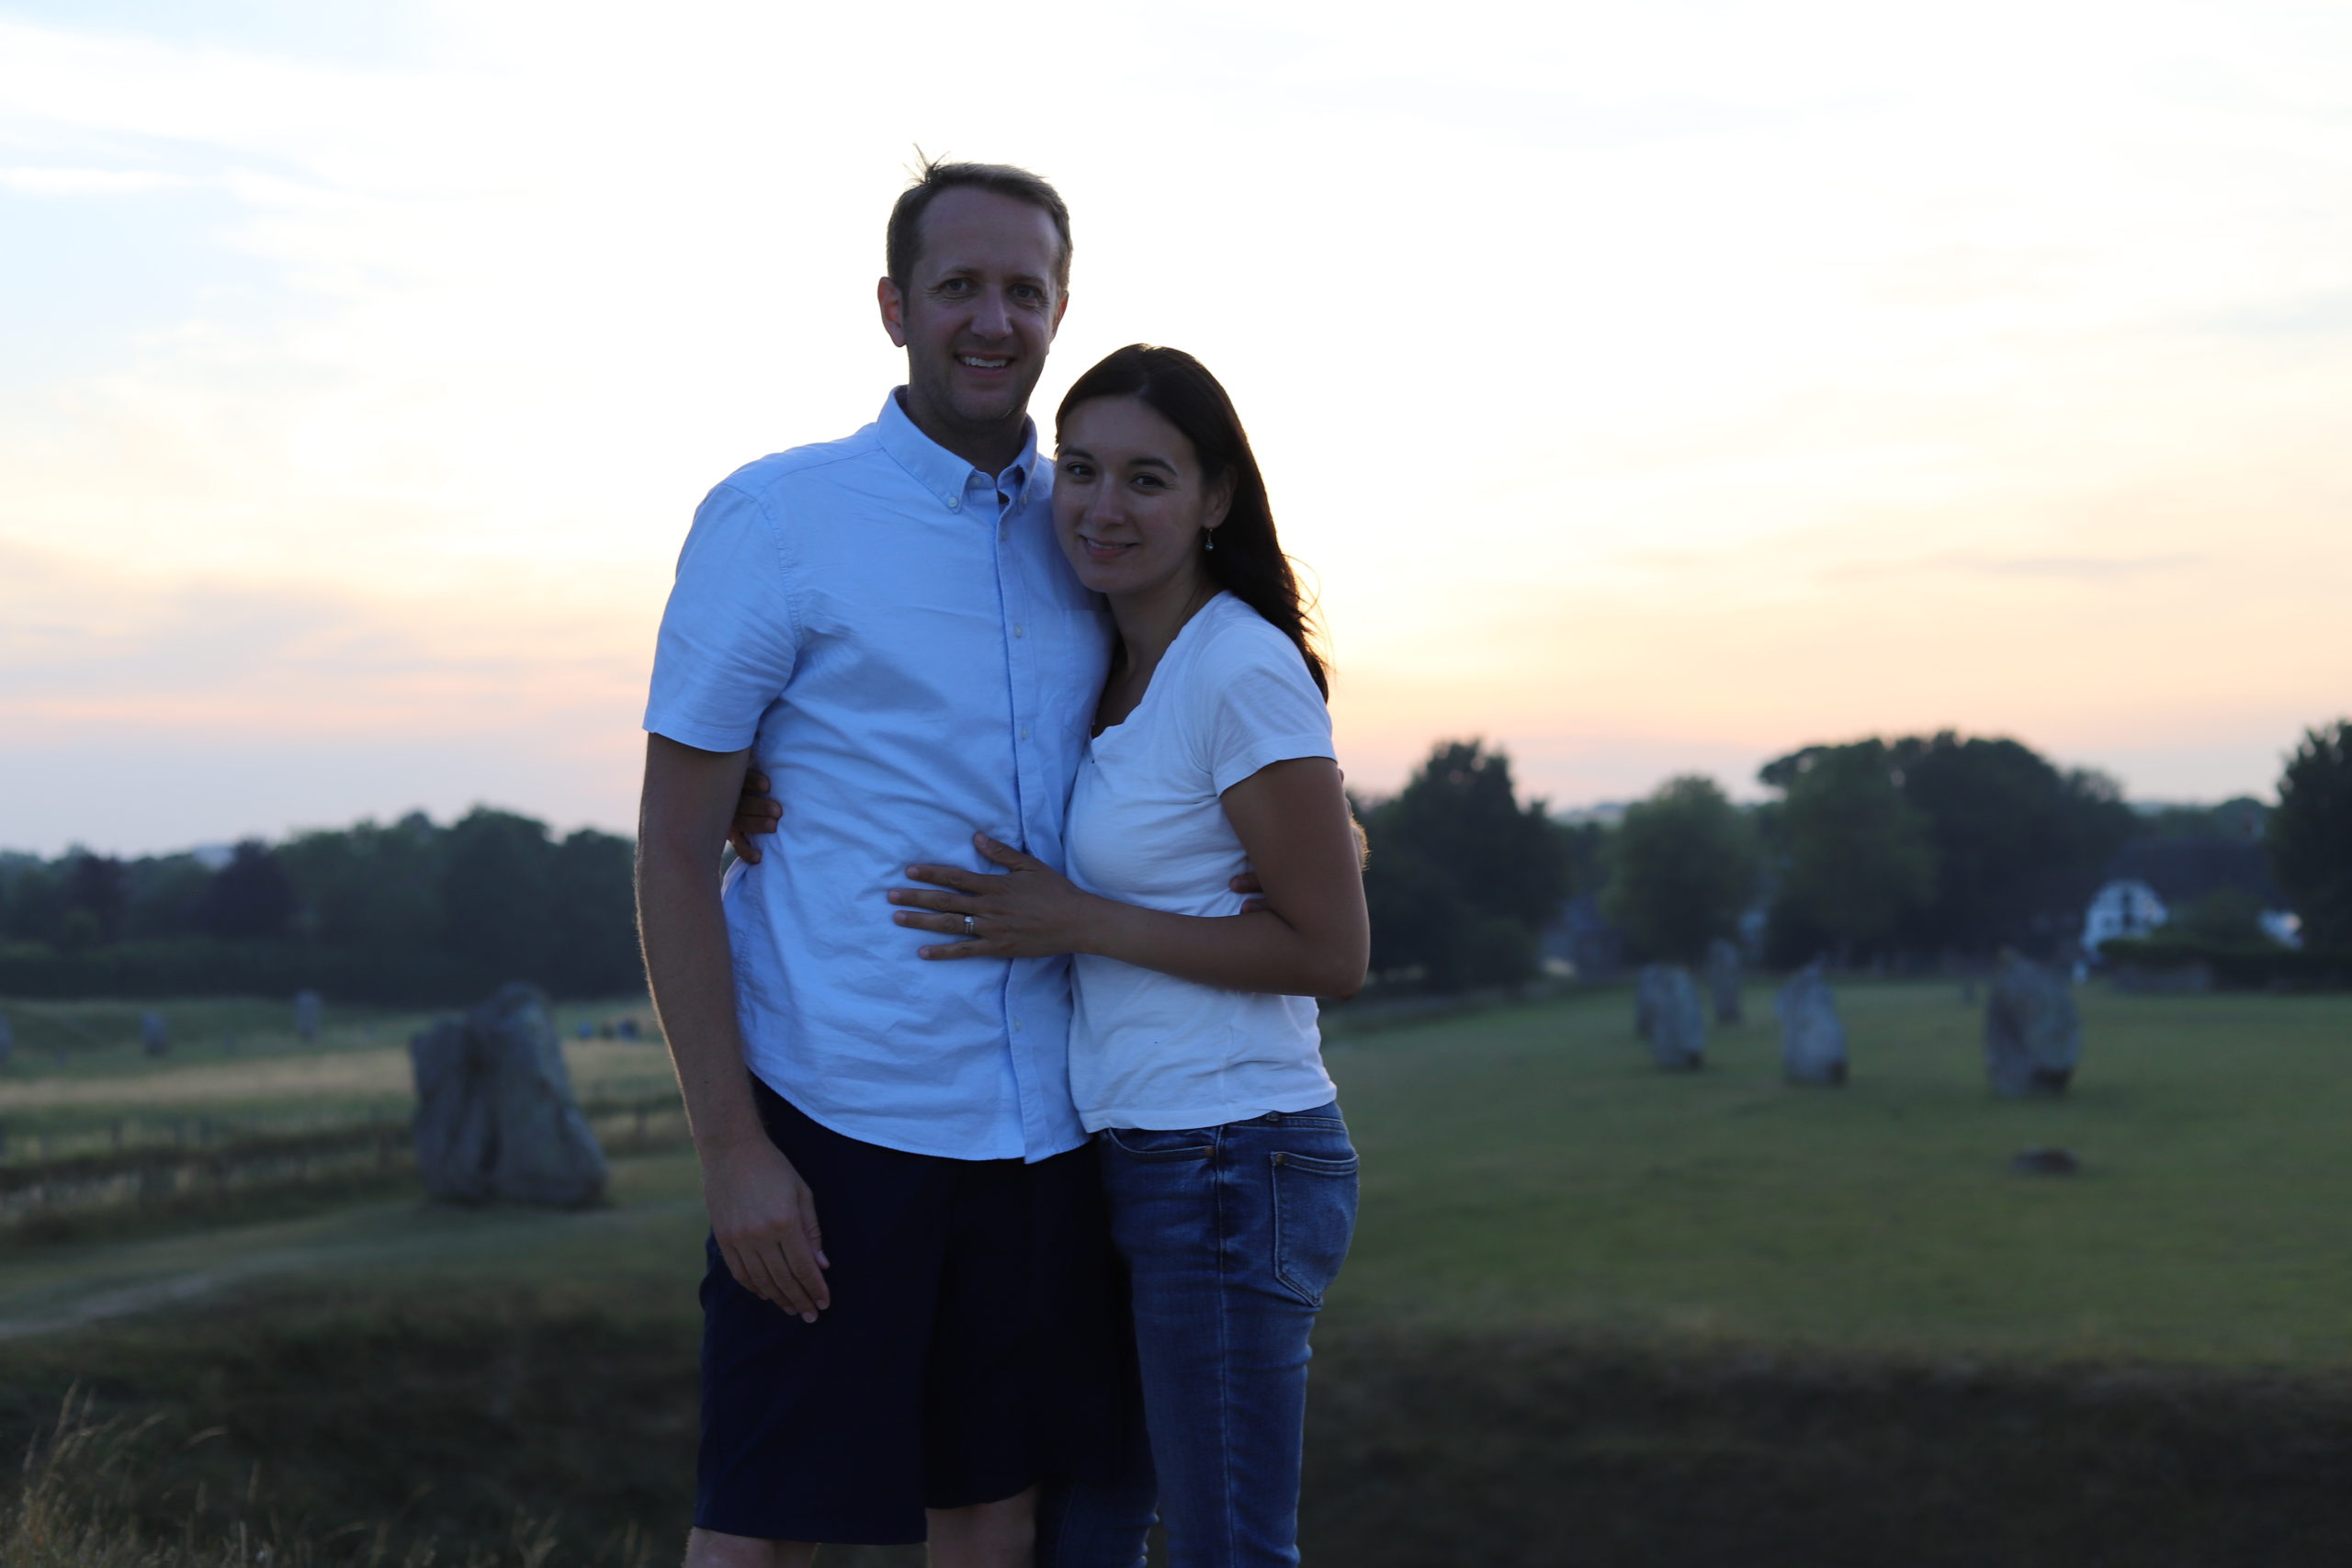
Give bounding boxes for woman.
[888,344,1370,1566]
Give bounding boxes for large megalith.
[139,1010,169,1057]
[409,982,608,1206]
[1705,938,1744,1025]
[1776,963,1848,1086]
[1984,954,2080,1097]
[1635,964,1706,1071]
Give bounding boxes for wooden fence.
[0,1094,688,1231]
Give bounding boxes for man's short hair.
[887,158,1072,294]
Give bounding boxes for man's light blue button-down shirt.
[644,391,1111,1162]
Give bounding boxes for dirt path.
[0,1180,700,1340]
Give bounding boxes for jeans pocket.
[1271,1149,1359,1307]
[1102,1126,1215,1161]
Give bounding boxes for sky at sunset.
[4,0,2348,857]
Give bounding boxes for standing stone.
[139,1010,169,1057]
[408,982,608,1207]
[1776,963,1848,1086]
[1704,938,1743,1025]
[0,1015,12,1066]
[293,990,323,1043]
[1984,953,2080,1097]
[1635,964,1706,1071]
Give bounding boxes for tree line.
[1362,720,2351,988]
[0,809,640,1004]
[4,718,2344,1005]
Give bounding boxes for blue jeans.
[1086,1101,1359,1568]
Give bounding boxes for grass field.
[3,980,2350,1564]
[1335,979,2352,1364]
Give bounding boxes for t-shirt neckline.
[1090,591,1233,746]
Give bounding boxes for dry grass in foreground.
[0,1394,644,1568]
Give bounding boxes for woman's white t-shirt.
[1064,592,1340,1133]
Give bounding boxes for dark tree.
[0,859,66,944]
[438,807,557,985]
[1601,775,1758,964]
[120,854,217,941]
[61,852,129,945]
[277,813,445,952]
[1765,732,2132,961]
[1888,733,2132,957]
[545,828,644,996]
[2268,720,2352,949]
[1761,741,1935,964]
[1559,820,1611,903]
[1359,739,1569,990]
[2138,797,2268,843]
[201,840,299,941]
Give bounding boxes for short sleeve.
[642,481,799,752]
[1193,612,1335,796]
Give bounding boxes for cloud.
[0,541,650,741]
[0,167,188,195]
[1823,552,2206,585]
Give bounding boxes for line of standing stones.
[0,992,330,1069]
[1634,943,2083,1098]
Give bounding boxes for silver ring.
[963,914,978,938]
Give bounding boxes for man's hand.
[1230,870,1267,913]
[729,769,784,863]
[703,1135,831,1320]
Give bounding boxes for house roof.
[2104,837,2284,907]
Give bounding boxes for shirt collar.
[876,388,1040,513]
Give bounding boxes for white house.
[2083,878,2168,953]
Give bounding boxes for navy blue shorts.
[695,1079,1139,1546]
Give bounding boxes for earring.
[1204,529,1216,552]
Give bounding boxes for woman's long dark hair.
[1055,344,1328,700]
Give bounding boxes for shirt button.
[1020,725,1032,739]
[1013,624,1025,637]
[1012,1019,1023,1032]
[948,497,961,511]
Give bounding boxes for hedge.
[2098,936,2352,991]
[0,939,639,1008]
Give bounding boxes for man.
[637,162,1149,1568]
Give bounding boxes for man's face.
[880,187,1068,446]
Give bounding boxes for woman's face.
[1052,394,1232,603]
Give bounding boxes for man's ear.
[1048,289,1069,342]
[878,276,909,347]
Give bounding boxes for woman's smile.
[1053,393,1232,602]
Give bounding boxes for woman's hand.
[729,769,783,863]
[889,832,1102,960]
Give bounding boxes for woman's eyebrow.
[1125,454,1178,473]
